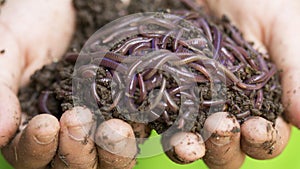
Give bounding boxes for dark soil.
[18,0,283,135]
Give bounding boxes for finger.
[241,116,290,159]
[0,0,75,86]
[95,119,137,169]
[0,85,21,148]
[2,114,59,169]
[203,112,245,169]
[52,106,98,169]
[162,132,206,164]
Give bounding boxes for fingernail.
[64,107,94,142]
[34,133,57,145]
[67,125,88,141]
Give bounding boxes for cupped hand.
[173,0,298,168]
[0,0,297,169]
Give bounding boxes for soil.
[18,0,283,135]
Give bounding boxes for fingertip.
[59,106,96,145]
[3,114,59,169]
[96,119,137,169]
[203,112,240,141]
[95,119,137,158]
[241,116,290,159]
[27,114,60,145]
[52,106,98,169]
[162,132,205,164]
[203,112,245,169]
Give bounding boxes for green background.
[1,127,299,169]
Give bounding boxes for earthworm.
[114,37,153,54]
[64,52,79,63]
[228,64,244,72]
[212,25,222,60]
[161,31,174,49]
[92,57,128,73]
[138,73,147,103]
[201,100,228,106]
[38,91,53,114]
[198,18,212,41]
[255,89,264,109]
[144,52,178,79]
[176,52,195,57]
[236,110,251,119]
[224,42,248,65]
[151,38,159,50]
[169,85,192,95]
[127,59,143,82]
[78,64,98,78]
[129,42,151,55]
[173,29,184,51]
[149,78,166,110]
[182,12,200,20]
[245,72,268,84]
[126,74,138,97]
[177,39,204,54]
[257,54,269,72]
[237,64,276,90]
[162,64,208,83]
[103,52,138,63]
[234,104,242,113]
[189,62,212,80]
[223,36,237,46]
[170,54,207,66]
[145,74,163,91]
[163,90,179,112]
[224,23,244,46]
[162,110,171,125]
[221,46,236,63]
[185,37,208,49]
[236,46,259,70]
[105,69,113,79]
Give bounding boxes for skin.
[0,0,298,169]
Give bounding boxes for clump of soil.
[18,0,283,135]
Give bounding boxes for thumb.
[203,0,300,126]
[266,1,300,128]
[0,26,22,147]
[0,0,75,147]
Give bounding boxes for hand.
[0,1,137,169]
[182,0,298,168]
[0,1,295,169]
